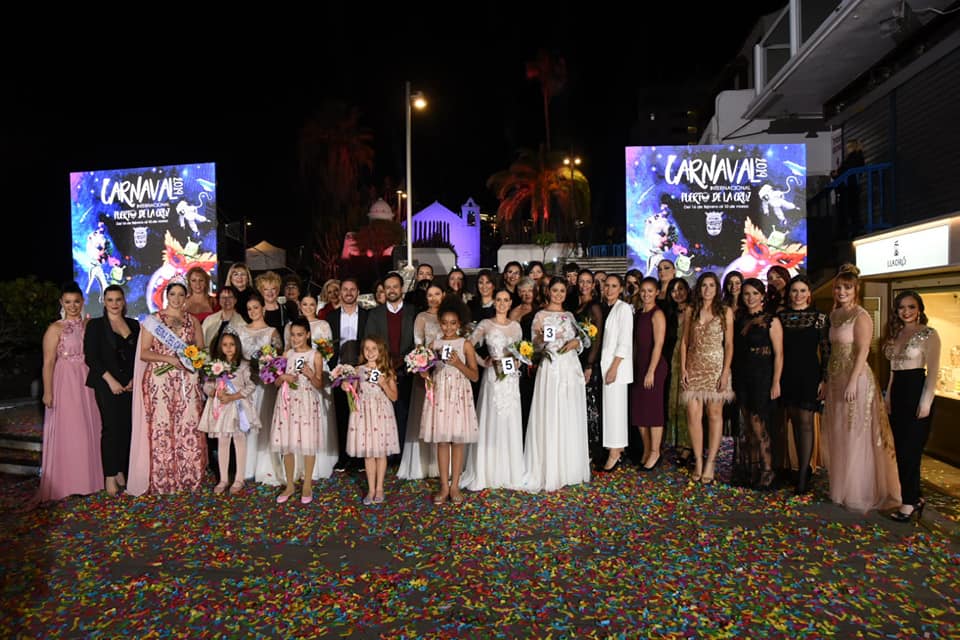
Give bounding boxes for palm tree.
[525,50,567,152]
[487,148,590,242]
[297,101,375,279]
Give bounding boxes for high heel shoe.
[641,454,662,472]
[599,456,623,473]
[692,458,703,482]
[890,499,925,524]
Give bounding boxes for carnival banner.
[625,145,807,283]
[70,163,217,318]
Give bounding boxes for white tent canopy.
[245,241,286,271]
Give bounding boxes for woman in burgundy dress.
[631,277,668,470]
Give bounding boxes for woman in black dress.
[509,277,540,442]
[732,278,783,489]
[777,275,830,494]
[575,269,605,462]
[83,284,140,495]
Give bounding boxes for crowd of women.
[37,260,937,521]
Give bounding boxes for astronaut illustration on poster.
[625,145,807,284]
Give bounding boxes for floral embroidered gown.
[142,311,206,494]
[460,319,524,490]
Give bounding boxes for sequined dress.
[681,313,734,404]
[822,307,900,512]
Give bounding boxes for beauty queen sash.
[142,315,195,371]
[214,376,252,433]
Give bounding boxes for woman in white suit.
[598,274,634,472]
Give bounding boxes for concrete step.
[0,445,40,476]
[0,398,43,475]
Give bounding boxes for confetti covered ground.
[1,463,959,639]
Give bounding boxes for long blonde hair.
[360,336,394,381]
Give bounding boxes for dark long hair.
[887,290,929,341]
[690,272,725,328]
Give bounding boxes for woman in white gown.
[237,293,284,485]
[283,293,339,480]
[397,285,444,480]
[523,276,591,492]
[461,289,524,490]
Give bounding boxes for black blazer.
[326,306,369,368]
[365,303,416,370]
[83,315,141,390]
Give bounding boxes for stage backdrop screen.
[625,145,807,285]
[70,163,217,319]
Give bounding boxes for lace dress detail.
[460,319,525,490]
[778,308,830,411]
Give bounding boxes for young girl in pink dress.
[420,301,479,505]
[198,331,260,496]
[346,336,400,505]
[38,282,103,502]
[270,318,325,505]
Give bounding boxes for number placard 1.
[441,345,453,361]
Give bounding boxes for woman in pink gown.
[37,282,103,501]
[822,265,900,513]
[128,281,207,495]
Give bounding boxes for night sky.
[7,5,788,283]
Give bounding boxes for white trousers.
[602,383,629,448]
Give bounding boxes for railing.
[808,162,895,233]
[587,243,627,257]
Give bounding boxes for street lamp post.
[405,82,427,268]
[563,155,581,247]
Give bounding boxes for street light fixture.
[395,189,407,222]
[405,81,428,267]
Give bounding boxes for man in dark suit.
[365,271,416,458]
[326,277,368,472]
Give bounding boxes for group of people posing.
[38,260,937,521]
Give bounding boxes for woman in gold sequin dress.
[680,272,734,483]
[822,265,900,513]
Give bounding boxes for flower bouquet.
[202,358,237,381]
[577,319,597,349]
[330,364,362,412]
[154,344,209,376]
[259,350,296,389]
[405,345,440,403]
[313,338,335,362]
[495,339,534,380]
[507,339,535,366]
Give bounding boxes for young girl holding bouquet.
[270,318,325,504]
[420,300,479,504]
[198,331,260,495]
[345,337,399,505]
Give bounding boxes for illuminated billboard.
[70,163,217,318]
[625,145,807,283]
